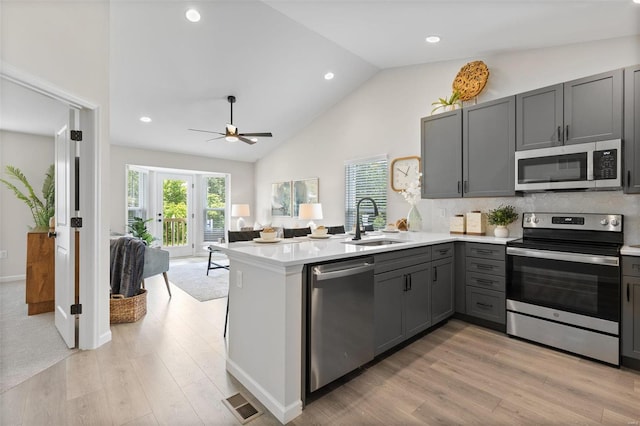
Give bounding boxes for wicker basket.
[110,289,147,323]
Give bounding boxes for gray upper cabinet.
[564,69,623,145]
[516,69,623,151]
[624,65,640,194]
[516,84,563,150]
[421,110,462,198]
[421,96,515,199]
[463,96,516,197]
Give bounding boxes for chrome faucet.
[353,197,379,241]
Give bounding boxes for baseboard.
[0,274,26,283]
[226,358,302,424]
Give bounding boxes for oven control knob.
[533,218,539,224]
[610,219,619,227]
[525,217,531,223]
[600,219,609,226]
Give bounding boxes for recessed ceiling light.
[634,0,640,4]
[324,72,335,80]
[139,116,152,123]
[425,35,441,43]
[185,8,201,22]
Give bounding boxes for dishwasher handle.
[313,262,374,281]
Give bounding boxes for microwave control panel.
[593,149,617,180]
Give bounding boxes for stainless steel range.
[506,212,623,365]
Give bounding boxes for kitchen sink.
[343,239,405,246]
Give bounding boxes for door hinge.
[71,304,82,315]
[70,130,83,141]
[71,217,83,228]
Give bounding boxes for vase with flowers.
[400,173,423,231]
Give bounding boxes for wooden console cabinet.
[26,230,55,315]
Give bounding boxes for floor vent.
[223,392,263,424]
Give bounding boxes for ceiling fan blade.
[206,136,226,142]
[239,132,272,137]
[189,128,224,135]
[238,136,257,145]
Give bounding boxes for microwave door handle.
[587,150,594,181]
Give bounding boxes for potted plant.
[431,89,462,115]
[487,204,519,238]
[0,164,54,230]
[128,217,154,245]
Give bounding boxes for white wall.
[255,35,640,243]
[0,131,55,279]
[110,145,255,238]
[1,1,111,348]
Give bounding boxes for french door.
[156,173,193,257]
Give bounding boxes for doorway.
[157,173,193,257]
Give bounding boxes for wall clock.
[390,156,421,191]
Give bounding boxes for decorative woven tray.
[453,60,489,101]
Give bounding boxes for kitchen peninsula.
[216,231,513,423]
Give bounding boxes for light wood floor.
[2,272,639,425]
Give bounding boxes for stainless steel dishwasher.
[308,257,374,392]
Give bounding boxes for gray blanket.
[110,237,145,297]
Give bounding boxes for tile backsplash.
[421,191,640,245]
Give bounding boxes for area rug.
[168,257,229,302]
[0,280,76,394]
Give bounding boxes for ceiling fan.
[188,95,273,145]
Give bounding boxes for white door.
[54,110,77,348]
[157,173,193,257]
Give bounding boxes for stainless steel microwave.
[514,139,622,192]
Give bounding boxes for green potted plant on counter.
[487,204,519,238]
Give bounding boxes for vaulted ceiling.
[2,1,639,162]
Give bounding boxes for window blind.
[345,156,388,231]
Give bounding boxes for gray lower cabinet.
[374,247,431,356]
[624,65,640,194]
[457,242,506,328]
[421,96,515,199]
[516,69,623,151]
[622,256,640,363]
[431,243,454,324]
[374,263,431,355]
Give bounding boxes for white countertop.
[213,232,515,267]
[621,245,640,256]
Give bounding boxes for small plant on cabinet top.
[431,89,462,115]
[487,205,519,226]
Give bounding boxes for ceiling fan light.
[185,9,201,22]
[225,136,239,143]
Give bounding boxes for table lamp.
[231,204,250,230]
[299,203,323,230]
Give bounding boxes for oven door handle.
[506,247,619,266]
